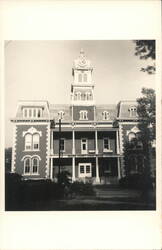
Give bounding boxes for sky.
[5,40,155,147]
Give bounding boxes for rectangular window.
[79,163,91,178]
[103,138,110,150]
[80,165,84,173]
[86,165,90,173]
[81,139,88,154]
[33,143,39,150]
[60,139,65,151]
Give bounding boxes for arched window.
[24,158,31,174]
[102,111,109,120]
[25,134,32,150]
[78,74,82,82]
[32,157,39,174]
[79,110,88,120]
[128,132,136,142]
[83,74,87,82]
[33,134,40,150]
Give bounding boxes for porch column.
[72,157,76,182]
[51,130,54,154]
[117,157,121,179]
[95,156,100,183]
[95,130,100,183]
[72,129,75,154]
[95,130,98,154]
[72,129,76,182]
[116,130,120,154]
[50,158,53,180]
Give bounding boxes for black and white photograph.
[1,1,161,250]
[5,40,156,211]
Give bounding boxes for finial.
[80,48,84,55]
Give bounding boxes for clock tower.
[71,49,95,106]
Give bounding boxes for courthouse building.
[11,50,142,184]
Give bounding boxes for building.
[11,50,143,184]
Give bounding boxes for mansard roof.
[49,104,72,122]
[12,100,138,121]
[117,100,138,120]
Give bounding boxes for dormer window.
[58,111,65,120]
[129,106,137,117]
[102,111,110,120]
[79,110,88,120]
[23,107,43,118]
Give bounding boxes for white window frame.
[23,156,40,176]
[78,163,92,178]
[79,110,88,120]
[103,137,111,151]
[33,133,40,151]
[32,157,39,175]
[81,138,88,154]
[24,158,31,175]
[24,133,40,151]
[25,133,32,151]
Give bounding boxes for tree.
[134,40,155,74]
[137,88,156,193]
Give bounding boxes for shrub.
[70,181,95,196]
[119,173,154,190]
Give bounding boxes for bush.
[119,173,154,190]
[70,181,95,196]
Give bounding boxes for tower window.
[78,74,82,82]
[83,74,87,82]
[79,110,88,120]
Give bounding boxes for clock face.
[78,59,87,67]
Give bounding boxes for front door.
[79,163,92,178]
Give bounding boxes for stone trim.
[45,123,50,178]
[11,124,17,173]
[22,127,42,137]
